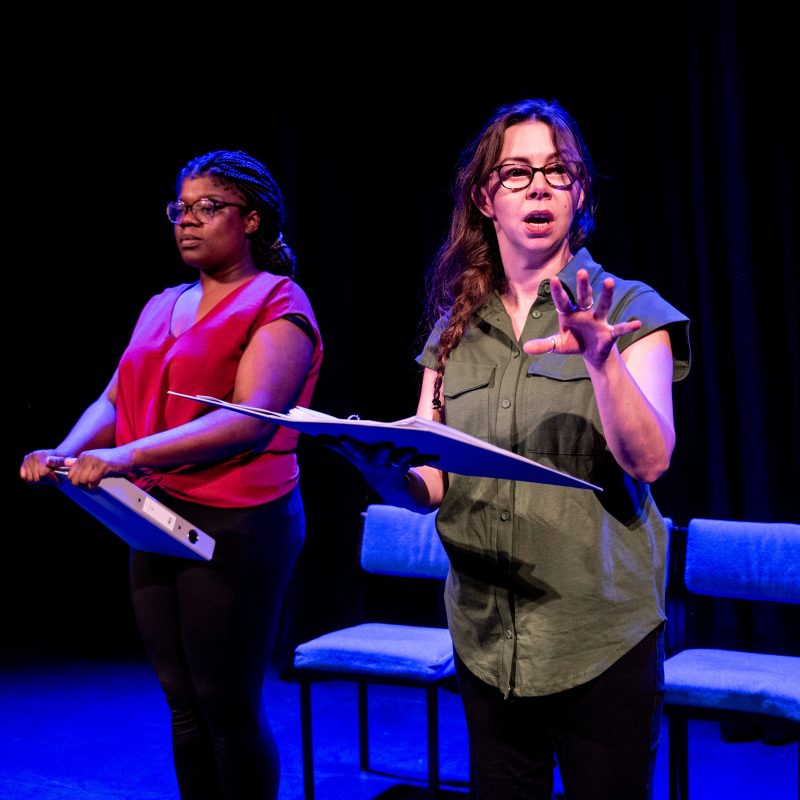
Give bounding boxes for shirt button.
[501,399,511,409]
[531,309,542,319]
[543,283,551,295]
[500,511,510,521]
[505,629,513,639]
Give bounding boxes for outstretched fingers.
[523,270,643,360]
[522,334,560,355]
[550,277,575,315]
[607,319,643,341]
[593,276,615,320]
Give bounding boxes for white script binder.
[168,392,600,492]
[55,472,215,560]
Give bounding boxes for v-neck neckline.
[169,274,257,338]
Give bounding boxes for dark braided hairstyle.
[177,150,296,277]
[424,99,596,420]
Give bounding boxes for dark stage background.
[6,11,798,664]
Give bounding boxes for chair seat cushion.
[294,623,455,682]
[664,648,800,721]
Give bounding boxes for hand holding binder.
[168,391,600,491]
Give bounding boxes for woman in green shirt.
[332,98,689,800]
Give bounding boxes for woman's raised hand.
[522,268,642,367]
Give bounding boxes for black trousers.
[129,485,305,800]
[455,624,665,800]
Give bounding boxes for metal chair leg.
[427,686,441,796]
[668,714,689,800]
[299,680,315,800]
[358,681,370,771]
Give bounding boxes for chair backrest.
[684,518,800,603]
[360,504,449,579]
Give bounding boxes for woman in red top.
[20,150,323,800]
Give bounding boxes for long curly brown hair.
[423,99,597,420]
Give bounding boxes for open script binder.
[168,392,600,491]
[55,472,215,560]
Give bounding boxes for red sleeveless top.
[115,272,322,507]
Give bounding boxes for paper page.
[167,391,600,491]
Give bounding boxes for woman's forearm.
[121,409,280,472]
[366,465,444,514]
[57,396,118,454]
[587,349,674,483]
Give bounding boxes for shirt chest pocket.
[524,355,605,461]
[443,363,495,443]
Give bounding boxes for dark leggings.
[455,624,665,800]
[129,485,305,800]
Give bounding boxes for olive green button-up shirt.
[417,249,690,697]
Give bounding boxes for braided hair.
[177,150,295,276]
[423,99,596,420]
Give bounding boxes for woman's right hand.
[316,434,444,512]
[317,435,437,488]
[19,450,73,484]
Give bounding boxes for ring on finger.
[577,300,594,311]
[555,304,576,315]
[547,335,557,353]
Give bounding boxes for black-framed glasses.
[491,161,579,190]
[166,198,248,224]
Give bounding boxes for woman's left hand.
[56,446,136,489]
[522,268,642,368]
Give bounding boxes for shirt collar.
[541,248,602,304]
[479,247,601,318]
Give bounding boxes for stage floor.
[0,654,795,799]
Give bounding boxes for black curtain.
[7,10,797,662]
